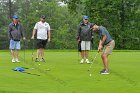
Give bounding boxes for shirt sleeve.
[77,25,81,40]
[20,24,25,38]
[8,24,12,39]
[34,23,38,30]
[47,24,50,31]
[100,27,106,36]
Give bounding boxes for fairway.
[0,50,140,93]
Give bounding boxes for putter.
[23,40,26,62]
[32,39,34,62]
[88,52,99,76]
[22,71,40,76]
[78,40,81,63]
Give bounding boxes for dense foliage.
[0,0,140,49]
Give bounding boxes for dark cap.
[12,15,18,19]
[40,15,46,19]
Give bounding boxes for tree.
[65,0,140,49]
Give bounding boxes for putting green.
[0,50,139,93]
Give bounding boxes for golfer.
[77,16,93,64]
[92,24,115,74]
[8,15,25,62]
[31,15,51,62]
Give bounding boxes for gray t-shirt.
[98,26,112,45]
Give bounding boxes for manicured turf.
[0,50,140,93]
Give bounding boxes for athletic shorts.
[9,39,21,50]
[103,40,115,55]
[37,39,48,49]
[81,41,91,50]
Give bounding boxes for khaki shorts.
[103,40,115,55]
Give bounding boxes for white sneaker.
[85,59,90,64]
[80,59,84,64]
[12,59,15,63]
[15,58,20,62]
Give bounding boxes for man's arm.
[48,30,51,42]
[98,35,107,52]
[31,29,37,39]
[77,26,81,42]
[20,24,26,40]
[8,25,12,40]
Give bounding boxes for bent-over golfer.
[92,24,115,74]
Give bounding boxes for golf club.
[32,39,34,62]
[23,39,26,63]
[88,52,99,76]
[22,71,40,76]
[78,40,81,63]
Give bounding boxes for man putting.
[92,24,115,74]
[31,15,51,62]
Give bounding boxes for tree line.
[0,0,140,50]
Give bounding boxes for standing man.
[77,16,93,64]
[8,15,26,63]
[92,24,115,74]
[31,15,51,62]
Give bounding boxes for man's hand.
[48,38,51,42]
[98,45,103,52]
[23,37,26,40]
[31,36,34,39]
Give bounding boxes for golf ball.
[38,64,41,65]
[45,69,50,71]
[89,74,92,76]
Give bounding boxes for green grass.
[0,50,140,93]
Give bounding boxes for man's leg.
[85,50,89,59]
[101,53,109,71]
[15,49,20,62]
[42,48,44,58]
[85,50,90,63]
[40,48,44,58]
[40,48,45,62]
[85,41,90,63]
[80,50,84,63]
[10,40,16,62]
[11,49,15,62]
[81,50,84,59]
[101,40,115,71]
[36,49,40,62]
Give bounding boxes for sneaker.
[12,59,15,63]
[35,58,39,62]
[15,58,20,62]
[80,59,84,64]
[100,69,109,74]
[85,59,90,64]
[40,58,45,62]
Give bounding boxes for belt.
[106,40,113,45]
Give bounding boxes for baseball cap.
[40,15,46,19]
[83,16,88,20]
[12,15,18,19]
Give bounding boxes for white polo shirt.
[34,21,50,40]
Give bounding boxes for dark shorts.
[37,39,48,49]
